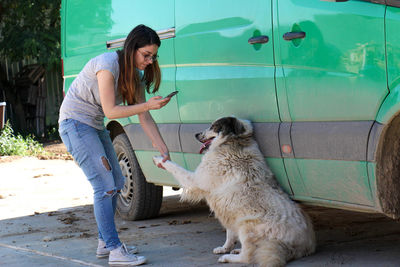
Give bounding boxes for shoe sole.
[97,247,139,258]
[96,253,109,259]
[109,258,146,266]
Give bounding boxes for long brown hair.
[117,25,161,105]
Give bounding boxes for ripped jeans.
[59,119,125,250]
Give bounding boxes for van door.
[274,0,387,205]
[99,0,181,186]
[174,0,292,193]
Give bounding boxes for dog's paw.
[152,156,163,166]
[213,246,230,254]
[218,254,233,263]
[230,248,241,254]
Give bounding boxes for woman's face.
[135,44,159,70]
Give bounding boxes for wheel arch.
[375,110,400,219]
[106,120,125,141]
[376,78,400,124]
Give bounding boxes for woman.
[58,25,170,266]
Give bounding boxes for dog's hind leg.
[218,229,254,264]
[213,229,237,254]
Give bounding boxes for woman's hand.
[145,96,170,111]
[156,152,170,169]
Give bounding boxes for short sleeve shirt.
[58,52,122,130]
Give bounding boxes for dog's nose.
[195,133,201,140]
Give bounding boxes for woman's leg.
[99,129,126,213]
[59,119,121,250]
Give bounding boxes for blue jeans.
[59,119,125,250]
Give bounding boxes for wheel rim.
[118,152,134,207]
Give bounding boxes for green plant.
[0,121,45,156]
[45,125,60,141]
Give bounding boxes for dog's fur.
[153,117,316,267]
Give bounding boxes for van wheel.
[112,133,163,220]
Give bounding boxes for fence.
[0,57,63,135]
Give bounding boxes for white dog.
[153,117,316,267]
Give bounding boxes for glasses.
[138,50,159,62]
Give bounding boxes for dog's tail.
[254,239,290,267]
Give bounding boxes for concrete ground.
[1,156,400,266]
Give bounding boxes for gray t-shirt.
[59,52,122,130]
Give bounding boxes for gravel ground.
[1,141,400,266]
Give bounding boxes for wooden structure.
[0,57,63,136]
[14,64,46,136]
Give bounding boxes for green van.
[61,0,400,220]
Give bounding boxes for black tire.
[112,133,163,220]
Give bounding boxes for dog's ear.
[212,117,245,136]
[232,117,246,136]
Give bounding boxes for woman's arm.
[139,111,170,161]
[98,69,171,167]
[137,90,171,166]
[97,70,169,119]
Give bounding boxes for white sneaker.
[96,240,139,259]
[108,243,146,266]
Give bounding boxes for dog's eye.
[211,124,221,133]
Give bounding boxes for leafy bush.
[0,0,61,70]
[0,121,44,156]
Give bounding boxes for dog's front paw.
[152,156,163,166]
[218,254,233,263]
[213,246,230,254]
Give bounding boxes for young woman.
[58,25,171,266]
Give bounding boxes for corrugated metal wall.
[0,57,63,129]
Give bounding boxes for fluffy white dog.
[153,116,316,267]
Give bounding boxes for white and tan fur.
[153,117,316,267]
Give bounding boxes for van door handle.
[283,32,306,41]
[248,36,269,44]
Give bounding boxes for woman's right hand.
[145,96,170,111]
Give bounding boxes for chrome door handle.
[248,36,269,44]
[283,32,306,41]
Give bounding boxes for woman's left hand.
[156,152,170,169]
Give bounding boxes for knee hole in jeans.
[103,188,116,198]
[101,156,112,171]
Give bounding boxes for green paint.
[274,0,387,121]
[295,159,373,206]
[134,151,184,186]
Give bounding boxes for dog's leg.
[230,248,241,254]
[219,235,287,267]
[213,229,237,254]
[218,228,253,264]
[153,156,196,188]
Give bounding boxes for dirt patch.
[0,156,22,163]
[0,140,72,162]
[39,140,73,160]
[57,212,81,225]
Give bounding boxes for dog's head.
[196,116,253,153]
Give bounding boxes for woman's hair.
[117,24,161,105]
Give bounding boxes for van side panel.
[175,0,278,123]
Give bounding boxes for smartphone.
[165,91,179,99]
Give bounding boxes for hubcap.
[118,153,134,206]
